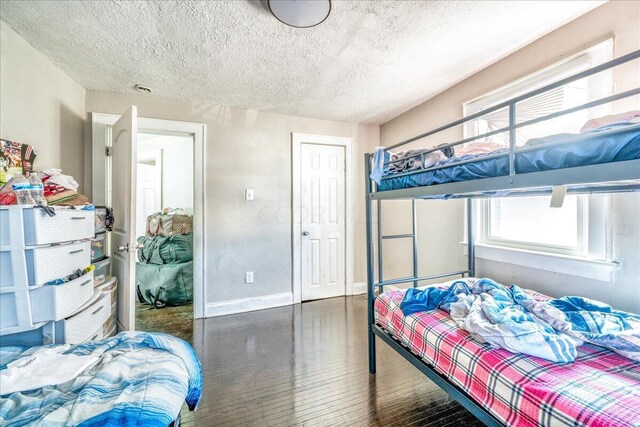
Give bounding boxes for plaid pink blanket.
[375,288,640,427]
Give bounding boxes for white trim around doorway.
[291,132,354,304]
[90,112,207,321]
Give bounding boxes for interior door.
[111,106,138,331]
[301,143,346,301]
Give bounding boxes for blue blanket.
[400,278,640,363]
[1,332,202,427]
[548,297,640,362]
[376,122,640,192]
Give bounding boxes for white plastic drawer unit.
[30,271,94,323]
[63,293,111,344]
[0,290,30,332]
[30,241,92,286]
[1,240,92,288]
[0,206,95,247]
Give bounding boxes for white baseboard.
[205,292,294,317]
[351,282,367,295]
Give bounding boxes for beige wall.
[0,20,86,191]
[85,91,379,305]
[379,1,640,312]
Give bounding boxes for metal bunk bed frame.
[364,49,640,426]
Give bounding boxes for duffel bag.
[137,234,193,264]
[146,212,192,237]
[136,261,193,307]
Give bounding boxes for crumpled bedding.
[0,331,202,427]
[373,119,640,192]
[400,278,640,363]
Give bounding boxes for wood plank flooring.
[136,302,193,342]
[179,295,481,426]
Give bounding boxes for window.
[486,195,585,255]
[463,40,613,259]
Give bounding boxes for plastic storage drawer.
[30,271,94,323]
[62,293,111,344]
[94,207,112,234]
[99,277,117,305]
[91,232,107,262]
[93,257,111,285]
[0,206,94,247]
[1,240,91,288]
[0,290,30,334]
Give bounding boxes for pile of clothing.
[40,168,89,206]
[1,139,91,206]
[0,169,89,207]
[136,209,193,308]
[400,278,640,363]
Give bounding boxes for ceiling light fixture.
[268,0,331,28]
[134,84,153,93]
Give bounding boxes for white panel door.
[301,143,346,301]
[111,106,138,331]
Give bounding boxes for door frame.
[291,132,354,304]
[90,112,207,321]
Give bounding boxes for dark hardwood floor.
[180,295,481,427]
[136,302,193,342]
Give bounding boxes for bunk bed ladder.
[376,199,420,291]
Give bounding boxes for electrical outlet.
[245,189,254,201]
[245,271,254,284]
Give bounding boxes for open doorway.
[134,132,195,341]
[90,112,206,341]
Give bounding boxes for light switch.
[245,271,254,284]
[245,188,254,201]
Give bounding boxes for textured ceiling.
[0,1,604,124]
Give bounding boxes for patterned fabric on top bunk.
[375,287,640,427]
[376,122,640,193]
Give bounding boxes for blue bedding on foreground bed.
[0,332,202,427]
[377,123,640,193]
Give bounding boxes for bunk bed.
[364,49,640,427]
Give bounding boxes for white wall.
[138,133,194,213]
[85,91,379,308]
[0,20,86,192]
[379,1,640,313]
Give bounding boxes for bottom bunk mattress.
[374,285,640,427]
[0,331,202,427]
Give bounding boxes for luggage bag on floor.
[136,261,193,308]
[137,234,193,265]
[146,211,192,237]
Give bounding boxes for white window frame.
[481,195,588,257]
[462,40,619,282]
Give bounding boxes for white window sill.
[461,242,619,283]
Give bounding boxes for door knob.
[302,231,309,236]
[118,243,144,253]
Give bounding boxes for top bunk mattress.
[375,285,640,427]
[376,124,640,193]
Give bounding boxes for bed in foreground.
[375,282,640,426]
[0,331,202,427]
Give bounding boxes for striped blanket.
[0,332,202,427]
[376,287,640,426]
